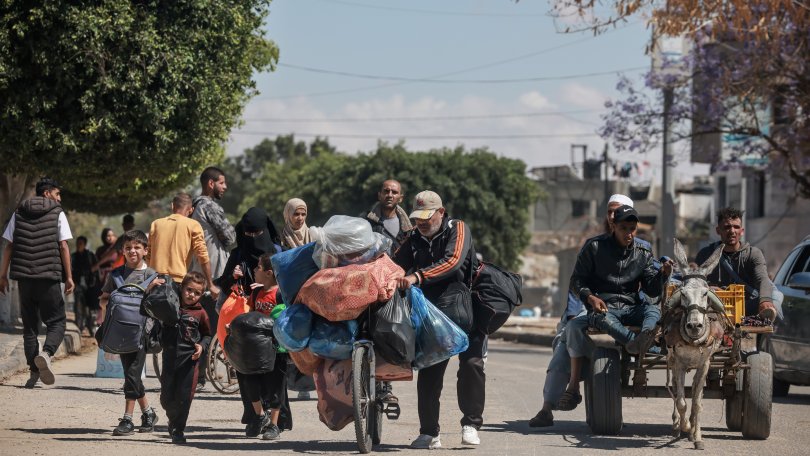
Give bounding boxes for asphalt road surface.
[1,340,808,455]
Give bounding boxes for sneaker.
[758,302,777,322]
[24,372,39,389]
[171,431,187,444]
[139,408,158,433]
[528,409,554,428]
[261,424,281,440]
[246,411,271,438]
[113,417,135,436]
[297,390,311,400]
[196,383,207,393]
[33,352,55,385]
[625,329,655,355]
[410,434,442,449]
[461,425,480,445]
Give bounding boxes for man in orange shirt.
[149,193,220,299]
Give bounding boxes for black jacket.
[570,233,664,310]
[393,216,475,303]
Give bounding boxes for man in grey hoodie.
[695,206,777,320]
[191,166,236,390]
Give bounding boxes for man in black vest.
[393,190,484,449]
[0,178,75,388]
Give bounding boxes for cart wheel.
[741,352,772,440]
[725,373,743,431]
[207,338,240,395]
[585,347,623,435]
[152,352,162,384]
[353,345,374,453]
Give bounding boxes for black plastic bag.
[225,311,277,375]
[140,274,180,326]
[372,291,416,366]
[472,262,523,334]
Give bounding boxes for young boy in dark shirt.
[149,271,212,444]
[98,230,159,436]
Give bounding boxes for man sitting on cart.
[694,206,779,322]
[556,205,673,411]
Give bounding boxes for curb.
[0,322,83,382]
[491,327,556,347]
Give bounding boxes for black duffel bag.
[225,311,277,375]
[372,291,416,366]
[472,262,523,334]
[140,274,180,326]
[434,281,474,333]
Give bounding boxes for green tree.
[0,0,278,219]
[239,137,539,270]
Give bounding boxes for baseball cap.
[613,205,639,223]
[409,190,442,220]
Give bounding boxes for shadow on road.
[774,392,810,405]
[11,427,111,435]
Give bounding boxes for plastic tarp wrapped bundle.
[295,255,404,321]
[309,215,392,269]
[289,347,323,376]
[225,312,277,375]
[372,290,416,366]
[273,304,314,352]
[409,287,469,370]
[271,242,319,305]
[313,358,354,431]
[308,318,358,360]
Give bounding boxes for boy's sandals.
[556,390,582,411]
[528,409,554,427]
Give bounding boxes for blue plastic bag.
[309,317,359,360]
[409,287,469,369]
[273,304,314,352]
[272,242,319,305]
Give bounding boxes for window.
[746,172,765,218]
[571,200,589,217]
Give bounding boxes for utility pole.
[661,88,676,258]
[603,143,610,211]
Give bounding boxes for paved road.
[1,340,808,455]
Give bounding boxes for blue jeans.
[592,303,660,345]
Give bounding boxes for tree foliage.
[0,0,278,215]
[223,136,540,270]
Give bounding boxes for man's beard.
[213,188,224,200]
[418,220,442,238]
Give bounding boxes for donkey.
[662,239,732,450]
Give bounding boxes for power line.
[241,108,600,123]
[314,0,549,17]
[229,131,600,139]
[256,20,642,100]
[277,63,647,83]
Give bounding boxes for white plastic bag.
[310,215,391,269]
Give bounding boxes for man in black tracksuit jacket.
[393,190,484,449]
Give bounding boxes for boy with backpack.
[98,230,159,436]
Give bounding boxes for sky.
[227,0,709,183]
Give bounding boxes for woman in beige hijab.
[281,198,311,250]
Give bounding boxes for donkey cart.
[584,284,774,442]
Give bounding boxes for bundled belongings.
[140,273,180,326]
[225,312,277,375]
[375,353,413,382]
[313,358,354,431]
[295,254,404,321]
[273,303,315,352]
[271,242,319,305]
[99,271,158,354]
[309,215,392,269]
[471,262,523,334]
[409,287,469,370]
[216,285,250,349]
[372,290,416,366]
[289,348,322,376]
[308,318,358,360]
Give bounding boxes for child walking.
[235,252,292,440]
[151,271,212,444]
[98,230,159,436]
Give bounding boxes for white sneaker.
[410,434,442,449]
[461,425,480,445]
[34,352,54,385]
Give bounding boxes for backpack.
[471,262,523,335]
[99,269,158,354]
[140,274,180,326]
[143,317,163,354]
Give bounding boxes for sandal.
[528,409,554,428]
[556,390,582,411]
